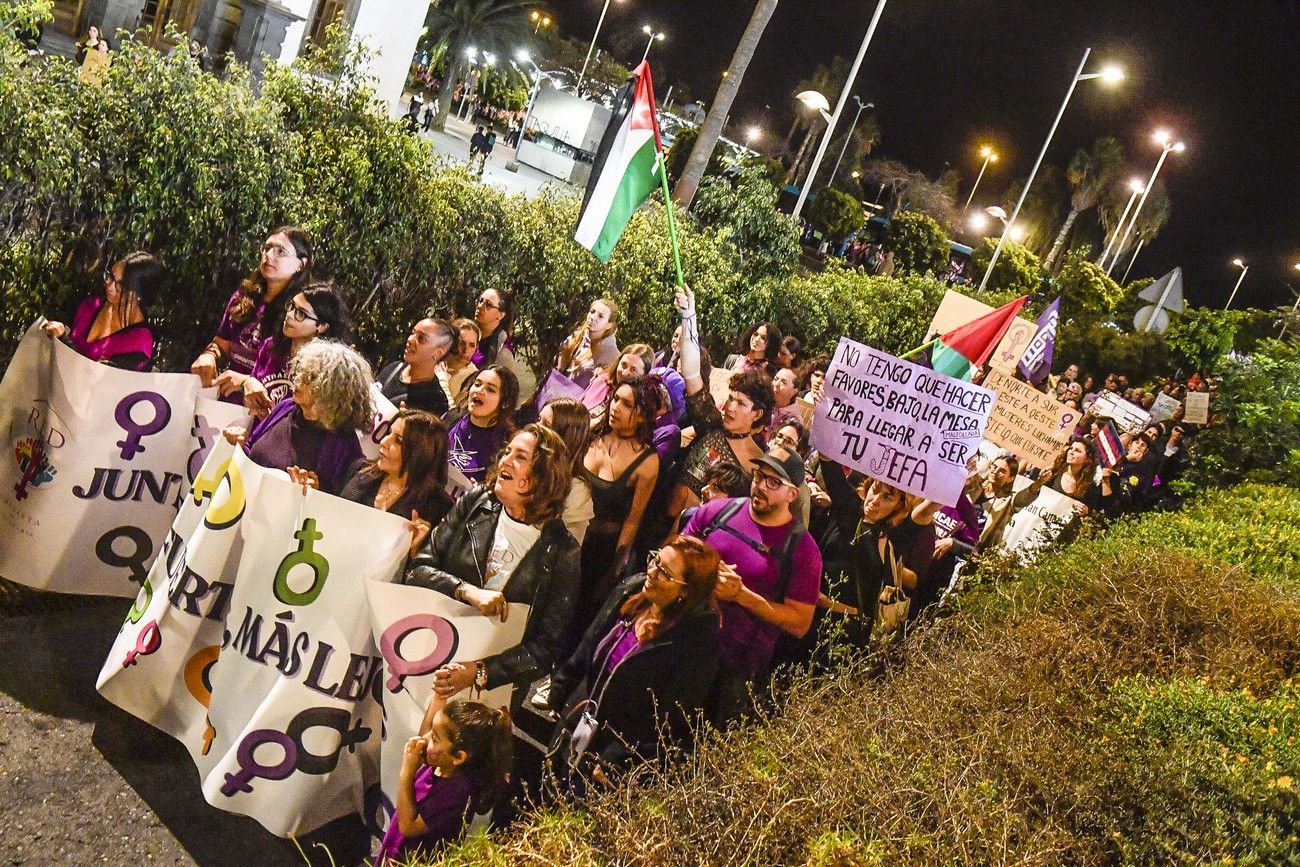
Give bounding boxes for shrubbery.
[884,210,949,276]
[420,483,1300,865]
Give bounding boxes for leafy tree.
[0,0,50,34]
[970,237,1042,296]
[807,187,863,245]
[1052,246,1124,319]
[885,211,949,276]
[423,0,532,132]
[1056,318,1169,384]
[999,163,1066,257]
[1164,307,1242,374]
[665,127,722,182]
[1044,136,1124,271]
[672,0,778,208]
[691,165,801,283]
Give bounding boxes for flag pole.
[899,338,937,360]
[657,153,685,288]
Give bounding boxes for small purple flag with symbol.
[1017,296,1060,386]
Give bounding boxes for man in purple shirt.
[683,446,822,716]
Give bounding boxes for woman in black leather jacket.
[547,535,721,790]
[404,423,581,702]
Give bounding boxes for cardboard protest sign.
[1148,392,1181,423]
[535,369,585,408]
[982,371,1079,471]
[925,290,1039,375]
[1000,484,1082,562]
[365,581,527,823]
[810,337,995,507]
[0,324,208,596]
[708,367,733,409]
[98,441,413,838]
[1184,391,1209,424]
[1088,393,1151,434]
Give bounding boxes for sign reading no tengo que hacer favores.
[810,337,995,508]
[0,323,244,597]
[982,371,1080,472]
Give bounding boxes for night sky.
[544,0,1299,309]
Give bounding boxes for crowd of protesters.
[40,225,1212,864]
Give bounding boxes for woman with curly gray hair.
[223,340,376,494]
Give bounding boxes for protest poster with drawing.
[1088,393,1151,434]
[364,581,527,825]
[1148,392,1181,423]
[1184,391,1210,424]
[0,323,221,597]
[810,337,995,507]
[925,290,1039,376]
[195,453,411,836]
[1000,484,1082,562]
[982,370,1079,471]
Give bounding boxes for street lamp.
[963,145,998,212]
[577,0,622,97]
[977,48,1123,291]
[746,125,762,145]
[640,25,665,64]
[506,49,560,173]
[1098,176,1145,266]
[530,11,552,34]
[1225,258,1249,310]
[828,95,874,187]
[976,205,1026,242]
[1105,129,1185,275]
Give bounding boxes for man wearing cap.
[682,445,822,711]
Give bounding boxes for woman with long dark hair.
[43,251,168,371]
[726,321,782,376]
[539,397,594,546]
[447,365,519,485]
[471,287,535,400]
[191,226,314,392]
[547,535,722,788]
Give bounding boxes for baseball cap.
[755,447,805,487]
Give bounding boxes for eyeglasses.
[286,304,319,323]
[262,243,298,260]
[751,470,793,492]
[647,549,687,585]
[476,297,501,311]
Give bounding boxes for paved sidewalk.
[415,112,577,200]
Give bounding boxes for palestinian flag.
[574,61,664,261]
[929,295,1029,380]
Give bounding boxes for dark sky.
[544,0,1299,309]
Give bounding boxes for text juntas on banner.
[809,337,995,508]
[982,370,1079,472]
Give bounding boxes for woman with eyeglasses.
[43,251,168,371]
[216,282,350,418]
[546,535,721,791]
[191,226,314,395]
[471,287,535,401]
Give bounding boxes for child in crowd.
[375,694,512,866]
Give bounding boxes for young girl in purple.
[375,693,512,866]
[190,226,314,395]
[43,251,168,372]
[447,365,519,484]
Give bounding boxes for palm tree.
[672,0,780,209]
[1043,136,1123,271]
[424,0,534,133]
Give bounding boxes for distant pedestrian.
[422,102,435,132]
[469,125,486,167]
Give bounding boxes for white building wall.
[351,0,427,111]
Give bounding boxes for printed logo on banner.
[8,400,69,500]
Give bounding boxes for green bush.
[690,165,802,285]
[805,187,863,245]
[884,210,948,276]
[1051,246,1123,317]
[970,236,1043,296]
[1056,317,1170,384]
[1164,306,1242,374]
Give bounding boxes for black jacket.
[404,488,580,692]
[548,575,722,772]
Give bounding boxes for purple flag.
[1017,296,1060,386]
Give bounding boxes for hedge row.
[422,483,1300,865]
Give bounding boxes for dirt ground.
[0,581,371,867]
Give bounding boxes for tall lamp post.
[828,95,874,187]
[962,145,998,212]
[793,0,889,221]
[1098,177,1144,267]
[1105,129,1184,275]
[1225,258,1249,310]
[640,25,665,64]
[977,49,1123,291]
[506,49,557,173]
[577,0,618,97]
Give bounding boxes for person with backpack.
[681,445,821,721]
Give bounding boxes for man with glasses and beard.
[682,446,822,722]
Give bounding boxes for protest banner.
[98,441,413,837]
[810,337,995,507]
[1184,391,1209,424]
[925,290,1039,375]
[0,324,241,597]
[708,367,732,409]
[999,483,1082,562]
[982,370,1079,471]
[1148,392,1181,423]
[364,581,527,821]
[1089,393,1151,433]
[535,369,585,408]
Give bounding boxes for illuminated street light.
[963,145,999,212]
[640,25,665,64]
[1098,177,1145,266]
[746,126,762,144]
[1106,129,1186,275]
[1225,258,1249,310]
[978,48,1123,290]
[828,95,874,187]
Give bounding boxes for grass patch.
[418,484,1300,865]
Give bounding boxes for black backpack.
[700,498,806,603]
